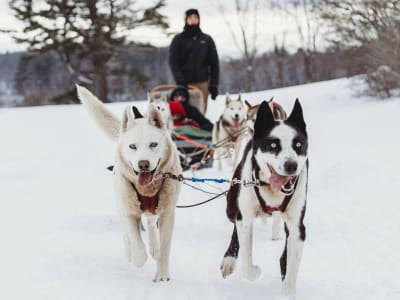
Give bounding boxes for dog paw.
[272,232,282,240]
[153,272,170,282]
[282,280,296,300]
[131,245,148,267]
[241,265,261,281]
[220,256,237,278]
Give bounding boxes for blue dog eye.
[271,143,277,148]
[129,144,137,150]
[296,142,302,148]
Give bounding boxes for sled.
[149,84,213,170]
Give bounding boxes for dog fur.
[220,99,308,300]
[77,85,182,282]
[212,94,247,170]
[148,93,174,133]
[241,99,289,241]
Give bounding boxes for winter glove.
[209,85,218,100]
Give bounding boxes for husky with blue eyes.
[77,86,182,282]
[220,99,308,300]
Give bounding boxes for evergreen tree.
[9,0,168,100]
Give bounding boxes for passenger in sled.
[168,85,213,139]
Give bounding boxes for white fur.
[77,85,182,282]
[148,94,173,133]
[212,94,247,170]
[255,123,307,177]
[222,114,308,299]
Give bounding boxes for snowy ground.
[1,78,400,300]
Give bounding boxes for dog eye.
[295,142,302,148]
[129,144,137,150]
[271,142,277,149]
[150,142,158,148]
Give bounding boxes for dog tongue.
[269,168,291,192]
[233,119,240,128]
[138,172,152,186]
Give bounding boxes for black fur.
[132,106,144,119]
[299,203,306,241]
[226,141,253,222]
[253,101,277,141]
[292,134,308,156]
[223,225,239,258]
[258,137,282,154]
[280,223,289,280]
[285,99,307,137]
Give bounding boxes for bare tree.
[319,0,400,97]
[271,0,322,82]
[9,0,168,101]
[216,0,262,91]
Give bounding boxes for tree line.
[2,0,400,107]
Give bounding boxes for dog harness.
[251,156,297,214]
[131,179,165,214]
[220,118,245,142]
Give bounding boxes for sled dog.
[77,86,182,282]
[212,94,247,170]
[220,99,308,300]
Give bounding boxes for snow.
[1,77,400,299]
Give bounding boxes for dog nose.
[234,114,239,119]
[284,160,298,174]
[138,160,150,172]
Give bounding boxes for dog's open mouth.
[137,170,155,186]
[268,165,296,195]
[133,162,159,186]
[232,118,241,128]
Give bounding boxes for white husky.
[212,94,247,170]
[77,86,182,282]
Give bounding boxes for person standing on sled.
[169,8,220,114]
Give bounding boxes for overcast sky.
[0,0,306,58]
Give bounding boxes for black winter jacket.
[169,28,219,87]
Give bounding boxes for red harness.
[131,180,165,214]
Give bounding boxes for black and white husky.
[220,100,308,300]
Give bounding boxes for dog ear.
[245,100,252,109]
[148,103,165,129]
[132,106,143,119]
[286,98,306,134]
[121,106,137,131]
[225,93,231,104]
[147,91,154,103]
[267,96,274,103]
[254,101,275,139]
[237,94,242,102]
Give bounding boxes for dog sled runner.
[149,84,214,170]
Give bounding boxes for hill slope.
[0,78,399,300]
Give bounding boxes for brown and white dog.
[77,86,182,282]
[220,99,308,300]
[212,94,247,170]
